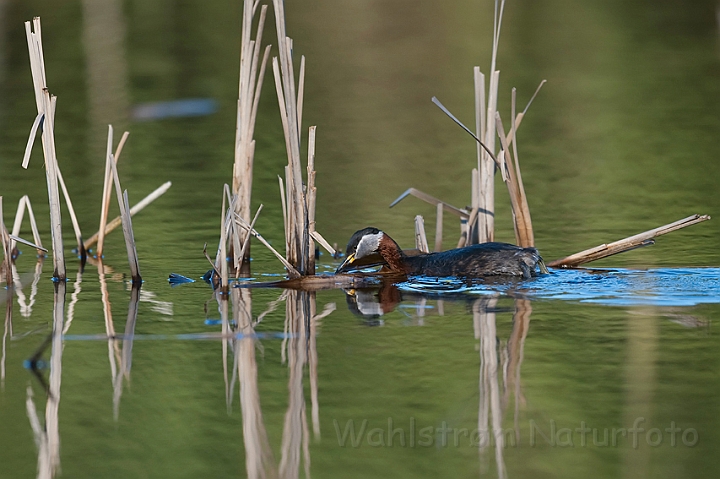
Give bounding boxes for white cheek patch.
[355,232,383,259]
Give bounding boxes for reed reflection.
[1,255,43,387]
[218,286,335,479]
[475,297,531,479]
[113,283,140,420]
[26,281,66,479]
[343,283,533,479]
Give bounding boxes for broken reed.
[394,0,545,251]
[105,126,141,284]
[471,0,506,244]
[25,18,65,280]
[206,0,337,281]
[10,195,44,257]
[548,214,712,268]
[271,0,314,276]
[0,198,11,282]
[97,130,130,258]
[232,0,271,267]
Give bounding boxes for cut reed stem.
[237,204,263,276]
[108,153,141,283]
[548,215,712,268]
[97,128,130,259]
[415,215,429,253]
[434,202,444,252]
[56,169,85,260]
[272,0,324,276]
[306,125,317,275]
[0,198,12,283]
[495,111,534,247]
[233,1,270,268]
[219,188,229,292]
[235,214,301,278]
[25,18,65,280]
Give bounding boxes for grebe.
[335,227,546,279]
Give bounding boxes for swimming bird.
[335,227,546,279]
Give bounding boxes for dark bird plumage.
[336,227,546,279]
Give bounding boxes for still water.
[1,0,720,478]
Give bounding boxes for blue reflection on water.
[398,268,720,307]
[131,98,218,121]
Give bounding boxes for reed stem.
[548,214,711,268]
[25,18,65,280]
[233,1,269,268]
[434,202,444,252]
[415,215,429,253]
[85,181,171,249]
[108,153,141,283]
[97,128,129,259]
[0,198,12,284]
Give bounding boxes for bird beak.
[335,253,356,274]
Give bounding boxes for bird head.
[335,227,386,274]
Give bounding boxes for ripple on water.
[397,268,720,307]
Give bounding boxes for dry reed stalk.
[548,214,711,268]
[233,2,270,267]
[495,111,533,247]
[97,128,130,258]
[390,187,470,219]
[434,202,444,252]
[11,196,45,256]
[0,198,12,283]
[278,175,288,250]
[8,235,47,253]
[56,169,85,260]
[495,111,535,248]
[272,0,320,277]
[272,53,308,272]
[108,153,141,283]
[503,80,546,147]
[433,82,545,248]
[22,113,44,169]
[44,94,86,261]
[310,231,336,257]
[85,181,171,248]
[415,215,430,253]
[234,214,301,278]
[474,67,494,243]
[219,188,229,292]
[215,189,232,290]
[237,204,263,274]
[476,3,506,240]
[306,126,317,274]
[25,18,65,280]
[221,185,243,272]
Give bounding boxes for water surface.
[1,1,719,478]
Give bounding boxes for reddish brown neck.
[377,234,411,274]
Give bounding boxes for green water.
[1,0,720,478]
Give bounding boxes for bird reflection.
[344,280,402,322]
